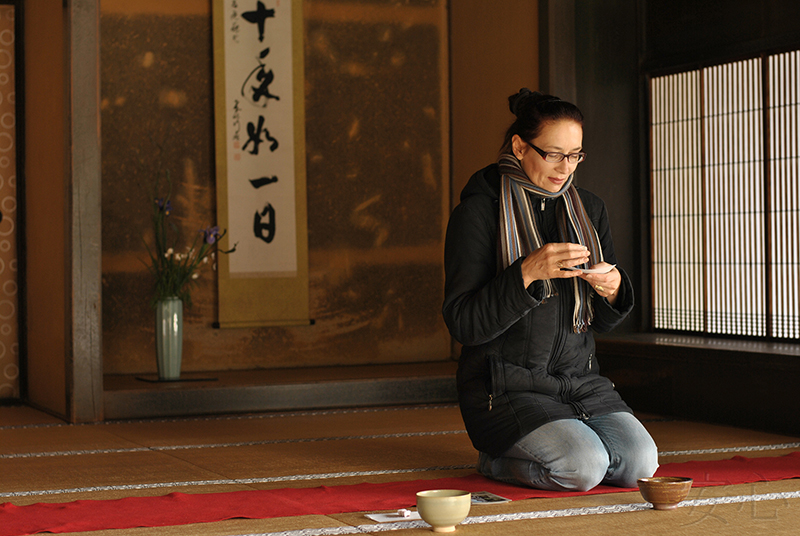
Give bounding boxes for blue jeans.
[478,412,659,491]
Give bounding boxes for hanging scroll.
[213,0,309,327]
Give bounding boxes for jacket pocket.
[488,355,506,394]
[487,355,506,411]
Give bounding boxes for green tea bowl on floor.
[416,489,471,532]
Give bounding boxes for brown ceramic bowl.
[637,476,693,510]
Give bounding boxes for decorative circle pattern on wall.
[0,5,17,400]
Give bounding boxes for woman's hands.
[520,243,621,305]
[520,242,589,287]
[579,263,621,305]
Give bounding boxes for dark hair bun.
[508,88,533,117]
[500,89,582,154]
[509,88,562,117]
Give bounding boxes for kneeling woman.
[442,89,658,491]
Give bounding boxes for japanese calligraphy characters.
[241,1,275,42]
[221,0,298,275]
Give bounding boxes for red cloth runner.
[3,452,800,535]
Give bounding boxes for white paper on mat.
[365,511,422,523]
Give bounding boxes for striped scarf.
[498,153,603,333]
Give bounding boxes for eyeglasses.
[526,140,586,164]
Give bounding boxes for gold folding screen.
[0,4,16,399]
[651,51,800,339]
[99,1,451,373]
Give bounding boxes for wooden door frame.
[66,0,103,422]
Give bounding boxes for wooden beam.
[66,0,103,422]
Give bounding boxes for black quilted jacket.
[443,164,635,457]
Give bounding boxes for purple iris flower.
[155,198,172,215]
[202,226,221,245]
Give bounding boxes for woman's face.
[512,119,583,193]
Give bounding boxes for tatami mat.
[3,403,800,535]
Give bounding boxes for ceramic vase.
[155,296,183,381]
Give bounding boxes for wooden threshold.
[103,361,458,420]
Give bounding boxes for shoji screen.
[769,51,800,339]
[704,59,765,336]
[650,52,800,339]
[651,71,704,332]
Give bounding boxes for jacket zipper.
[571,401,590,421]
[549,280,591,421]
[547,283,567,387]
[537,199,588,420]
[541,202,566,387]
